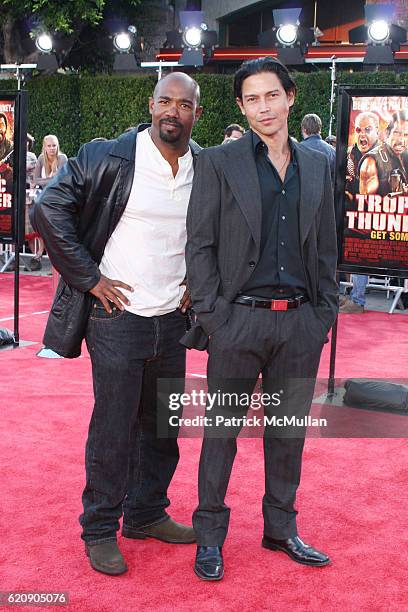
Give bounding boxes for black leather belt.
[234,294,309,311]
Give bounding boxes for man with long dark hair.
[185,57,338,580]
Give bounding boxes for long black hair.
[233,57,296,100]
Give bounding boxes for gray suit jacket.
[183,131,338,349]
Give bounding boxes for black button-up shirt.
[240,131,306,299]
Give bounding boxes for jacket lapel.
[107,127,139,234]
[294,142,323,245]
[221,132,262,248]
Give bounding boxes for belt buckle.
[271,299,288,311]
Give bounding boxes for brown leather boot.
[85,541,128,575]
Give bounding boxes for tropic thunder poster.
[338,90,408,275]
[0,99,15,240]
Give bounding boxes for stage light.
[183,26,202,48]
[112,26,138,71]
[349,4,406,65]
[179,11,217,66]
[162,11,217,67]
[260,7,314,66]
[276,24,298,46]
[368,20,390,44]
[34,33,58,71]
[113,32,132,52]
[35,33,53,54]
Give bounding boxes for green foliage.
[0,1,106,31]
[27,76,81,156]
[289,71,332,140]
[1,69,407,157]
[78,75,155,143]
[191,74,248,147]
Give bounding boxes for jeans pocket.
[89,301,126,322]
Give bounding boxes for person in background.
[31,135,68,270]
[24,134,39,268]
[299,113,335,181]
[223,123,245,142]
[325,135,336,148]
[0,112,13,162]
[34,134,67,188]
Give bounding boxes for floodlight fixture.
[163,11,217,67]
[34,33,58,71]
[183,27,202,48]
[349,3,406,65]
[261,7,313,66]
[113,32,132,52]
[112,26,138,71]
[35,33,53,54]
[368,20,390,44]
[276,24,298,46]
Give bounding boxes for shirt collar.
[144,127,193,165]
[251,130,297,165]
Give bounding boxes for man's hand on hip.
[179,284,191,314]
[89,274,133,313]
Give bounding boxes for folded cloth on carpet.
[344,379,408,414]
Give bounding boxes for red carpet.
[1,275,407,611]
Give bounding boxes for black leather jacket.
[31,125,201,357]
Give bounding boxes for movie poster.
[0,99,15,240]
[337,88,408,276]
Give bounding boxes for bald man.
[32,73,203,574]
[346,111,380,196]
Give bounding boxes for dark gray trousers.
[193,301,327,546]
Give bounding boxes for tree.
[0,0,141,69]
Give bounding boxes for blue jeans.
[351,274,368,306]
[80,301,186,545]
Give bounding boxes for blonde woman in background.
[24,133,39,269]
[32,135,67,270]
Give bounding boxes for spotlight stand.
[329,55,337,137]
[0,64,37,90]
[140,61,180,80]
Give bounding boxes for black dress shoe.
[85,541,128,575]
[194,546,224,581]
[262,535,330,567]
